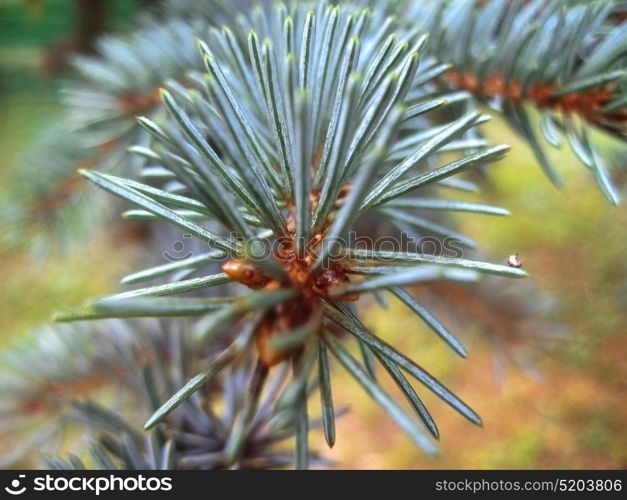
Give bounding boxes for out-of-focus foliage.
[406,0,626,204]
[0,0,135,45]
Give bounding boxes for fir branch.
[57,1,522,461]
[408,0,626,203]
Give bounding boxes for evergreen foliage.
[3,0,625,469]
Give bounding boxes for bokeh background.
[1,1,625,469]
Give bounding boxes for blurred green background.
[0,0,625,469]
